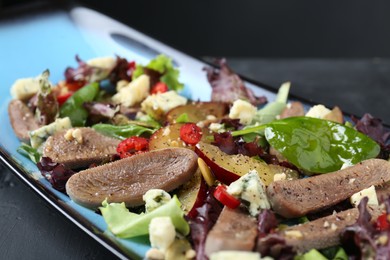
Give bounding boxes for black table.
[1,58,389,259]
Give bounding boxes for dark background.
[0,1,389,259]
[2,0,390,58]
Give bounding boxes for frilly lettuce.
[100,195,189,238]
[132,54,184,91]
[251,81,290,124]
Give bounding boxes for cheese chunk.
[143,189,171,213]
[229,99,257,125]
[227,170,270,216]
[87,56,116,70]
[350,185,379,207]
[141,90,187,120]
[149,217,176,251]
[10,77,42,100]
[305,104,331,119]
[112,75,150,107]
[30,117,72,149]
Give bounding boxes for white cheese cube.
[229,99,257,125]
[209,123,225,133]
[350,185,379,207]
[87,56,116,70]
[141,90,187,119]
[112,75,150,107]
[227,170,270,217]
[305,104,331,119]
[149,217,176,251]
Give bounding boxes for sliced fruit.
[195,141,299,185]
[176,168,207,218]
[149,123,213,151]
[166,101,229,124]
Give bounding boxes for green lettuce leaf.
[59,82,100,126]
[100,196,189,238]
[132,54,184,91]
[17,143,41,163]
[252,81,290,124]
[92,123,155,140]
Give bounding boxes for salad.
[7,54,390,260]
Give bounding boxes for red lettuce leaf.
[65,55,95,84]
[186,187,223,260]
[341,197,390,259]
[37,157,75,192]
[83,102,120,125]
[256,209,296,259]
[353,113,390,146]
[204,58,267,106]
[109,57,135,84]
[352,113,390,160]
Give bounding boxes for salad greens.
[92,123,156,140]
[133,54,184,91]
[252,81,290,124]
[100,196,189,238]
[295,248,347,260]
[17,143,41,163]
[233,116,380,173]
[59,82,100,126]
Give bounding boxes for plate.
[0,6,278,260]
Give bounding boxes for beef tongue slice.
[258,205,383,254]
[8,99,40,141]
[204,206,258,257]
[43,127,120,169]
[267,159,390,218]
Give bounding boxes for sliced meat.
[204,207,258,257]
[8,99,40,141]
[258,205,383,254]
[43,127,120,169]
[279,101,305,119]
[66,148,198,208]
[267,159,390,218]
[376,182,390,203]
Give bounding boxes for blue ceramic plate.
[0,7,277,260]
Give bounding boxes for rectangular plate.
[0,6,279,260]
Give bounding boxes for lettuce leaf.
[59,82,100,126]
[100,196,189,238]
[17,143,41,163]
[132,54,184,91]
[92,123,155,140]
[252,81,290,124]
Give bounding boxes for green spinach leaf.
[92,123,155,140]
[59,82,100,126]
[264,117,380,173]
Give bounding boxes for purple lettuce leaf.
[108,57,134,84]
[204,58,267,106]
[37,157,75,192]
[256,209,296,259]
[341,197,390,259]
[83,102,120,125]
[212,132,280,164]
[352,113,390,159]
[186,187,223,260]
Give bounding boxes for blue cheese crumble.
[227,170,270,217]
